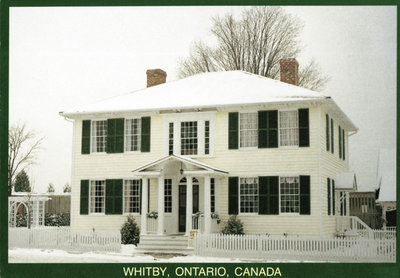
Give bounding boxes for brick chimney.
[146,69,167,88]
[280,58,299,86]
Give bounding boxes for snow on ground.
[8,245,244,263]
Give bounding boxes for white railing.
[9,227,121,252]
[336,216,373,237]
[147,218,158,234]
[194,234,396,262]
[370,229,396,240]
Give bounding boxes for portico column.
[204,176,211,234]
[157,175,165,235]
[140,178,148,235]
[185,177,193,235]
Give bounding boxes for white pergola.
[8,194,50,228]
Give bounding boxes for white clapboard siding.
[9,227,121,252]
[194,234,396,262]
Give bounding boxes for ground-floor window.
[239,177,259,213]
[90,180,105,213]
[280,176,300,214]
[123,179,141,214]
[164,179,172,213]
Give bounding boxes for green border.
[1,1,399,277]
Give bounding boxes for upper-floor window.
[123,179,141,214]
[279,111,299,147]
[239,112,258,148]
[125,118,141,152]
[205,121,210,154]
[239,177,259,214]
[280,176,300,214]
[91,120,107,153]
[181,121,198,155]
[90,180,105,213]
[168,123,174,155]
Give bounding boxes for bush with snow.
[221,215,245,235]
[121,216,140,245]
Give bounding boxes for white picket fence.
[9,227,121,252]
[194,233,396,262]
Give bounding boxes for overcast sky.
[9,6,396,193]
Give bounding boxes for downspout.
[318,105,323,237]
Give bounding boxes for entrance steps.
[136,234,192,253]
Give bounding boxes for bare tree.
[8,123,44,196]
[178,7,329,91]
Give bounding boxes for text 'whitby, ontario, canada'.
[122,266,282,277]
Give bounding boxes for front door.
[178,185,186,232]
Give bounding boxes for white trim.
[318,105,323,236]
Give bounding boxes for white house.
[60,59,359,242]
[376,148,396,228]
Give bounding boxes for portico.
[133,155,228,236]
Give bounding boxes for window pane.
[164,179,172,213]
[91,121,107,152]
[123,180,141,213]
[239,177,258,213]
[280,177,300,213]
[125,119,141,152]
[240,113,258,148]
[180,121,198,155]
[279,111,299,147]
[90,180,105,213]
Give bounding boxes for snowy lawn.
[8,245,245,263]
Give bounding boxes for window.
[125,118,141,152]
[168,123,174,155]
[181,121,198,155]
[90,180,105,213]
[210,178,215,213]
[239,177,259,213]
[164,179,172,213]
[279,111,298,147]
[239,113,258,148]
[91,120,107,153]
[205,121,210,154]
[123,180,141,214]
[280,176,300,213]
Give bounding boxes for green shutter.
[141,117,151,152]
[258,110,278,148]
[331,118,334,153]
[332,180,336,215]
[106,179,123,215]
[228,177,238,215]
[269,176,279,215]
[107,118,124,153]
[298,109,309,147]
[259,177,268,214]
[342,129,345,160]
[80,180,89,215]
[228,112,239,149]
[327,178,331,215]
[300,175,310,215]
[326,115,330,151]
[81,120,91,154]
[339,126,342,159]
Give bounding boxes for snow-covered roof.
[60,71,357,131]
[336,172,357,191]
[376,149,396,203]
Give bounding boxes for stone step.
[136,245,193,252]
[139,240,188,246]
[137,234,190,252]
